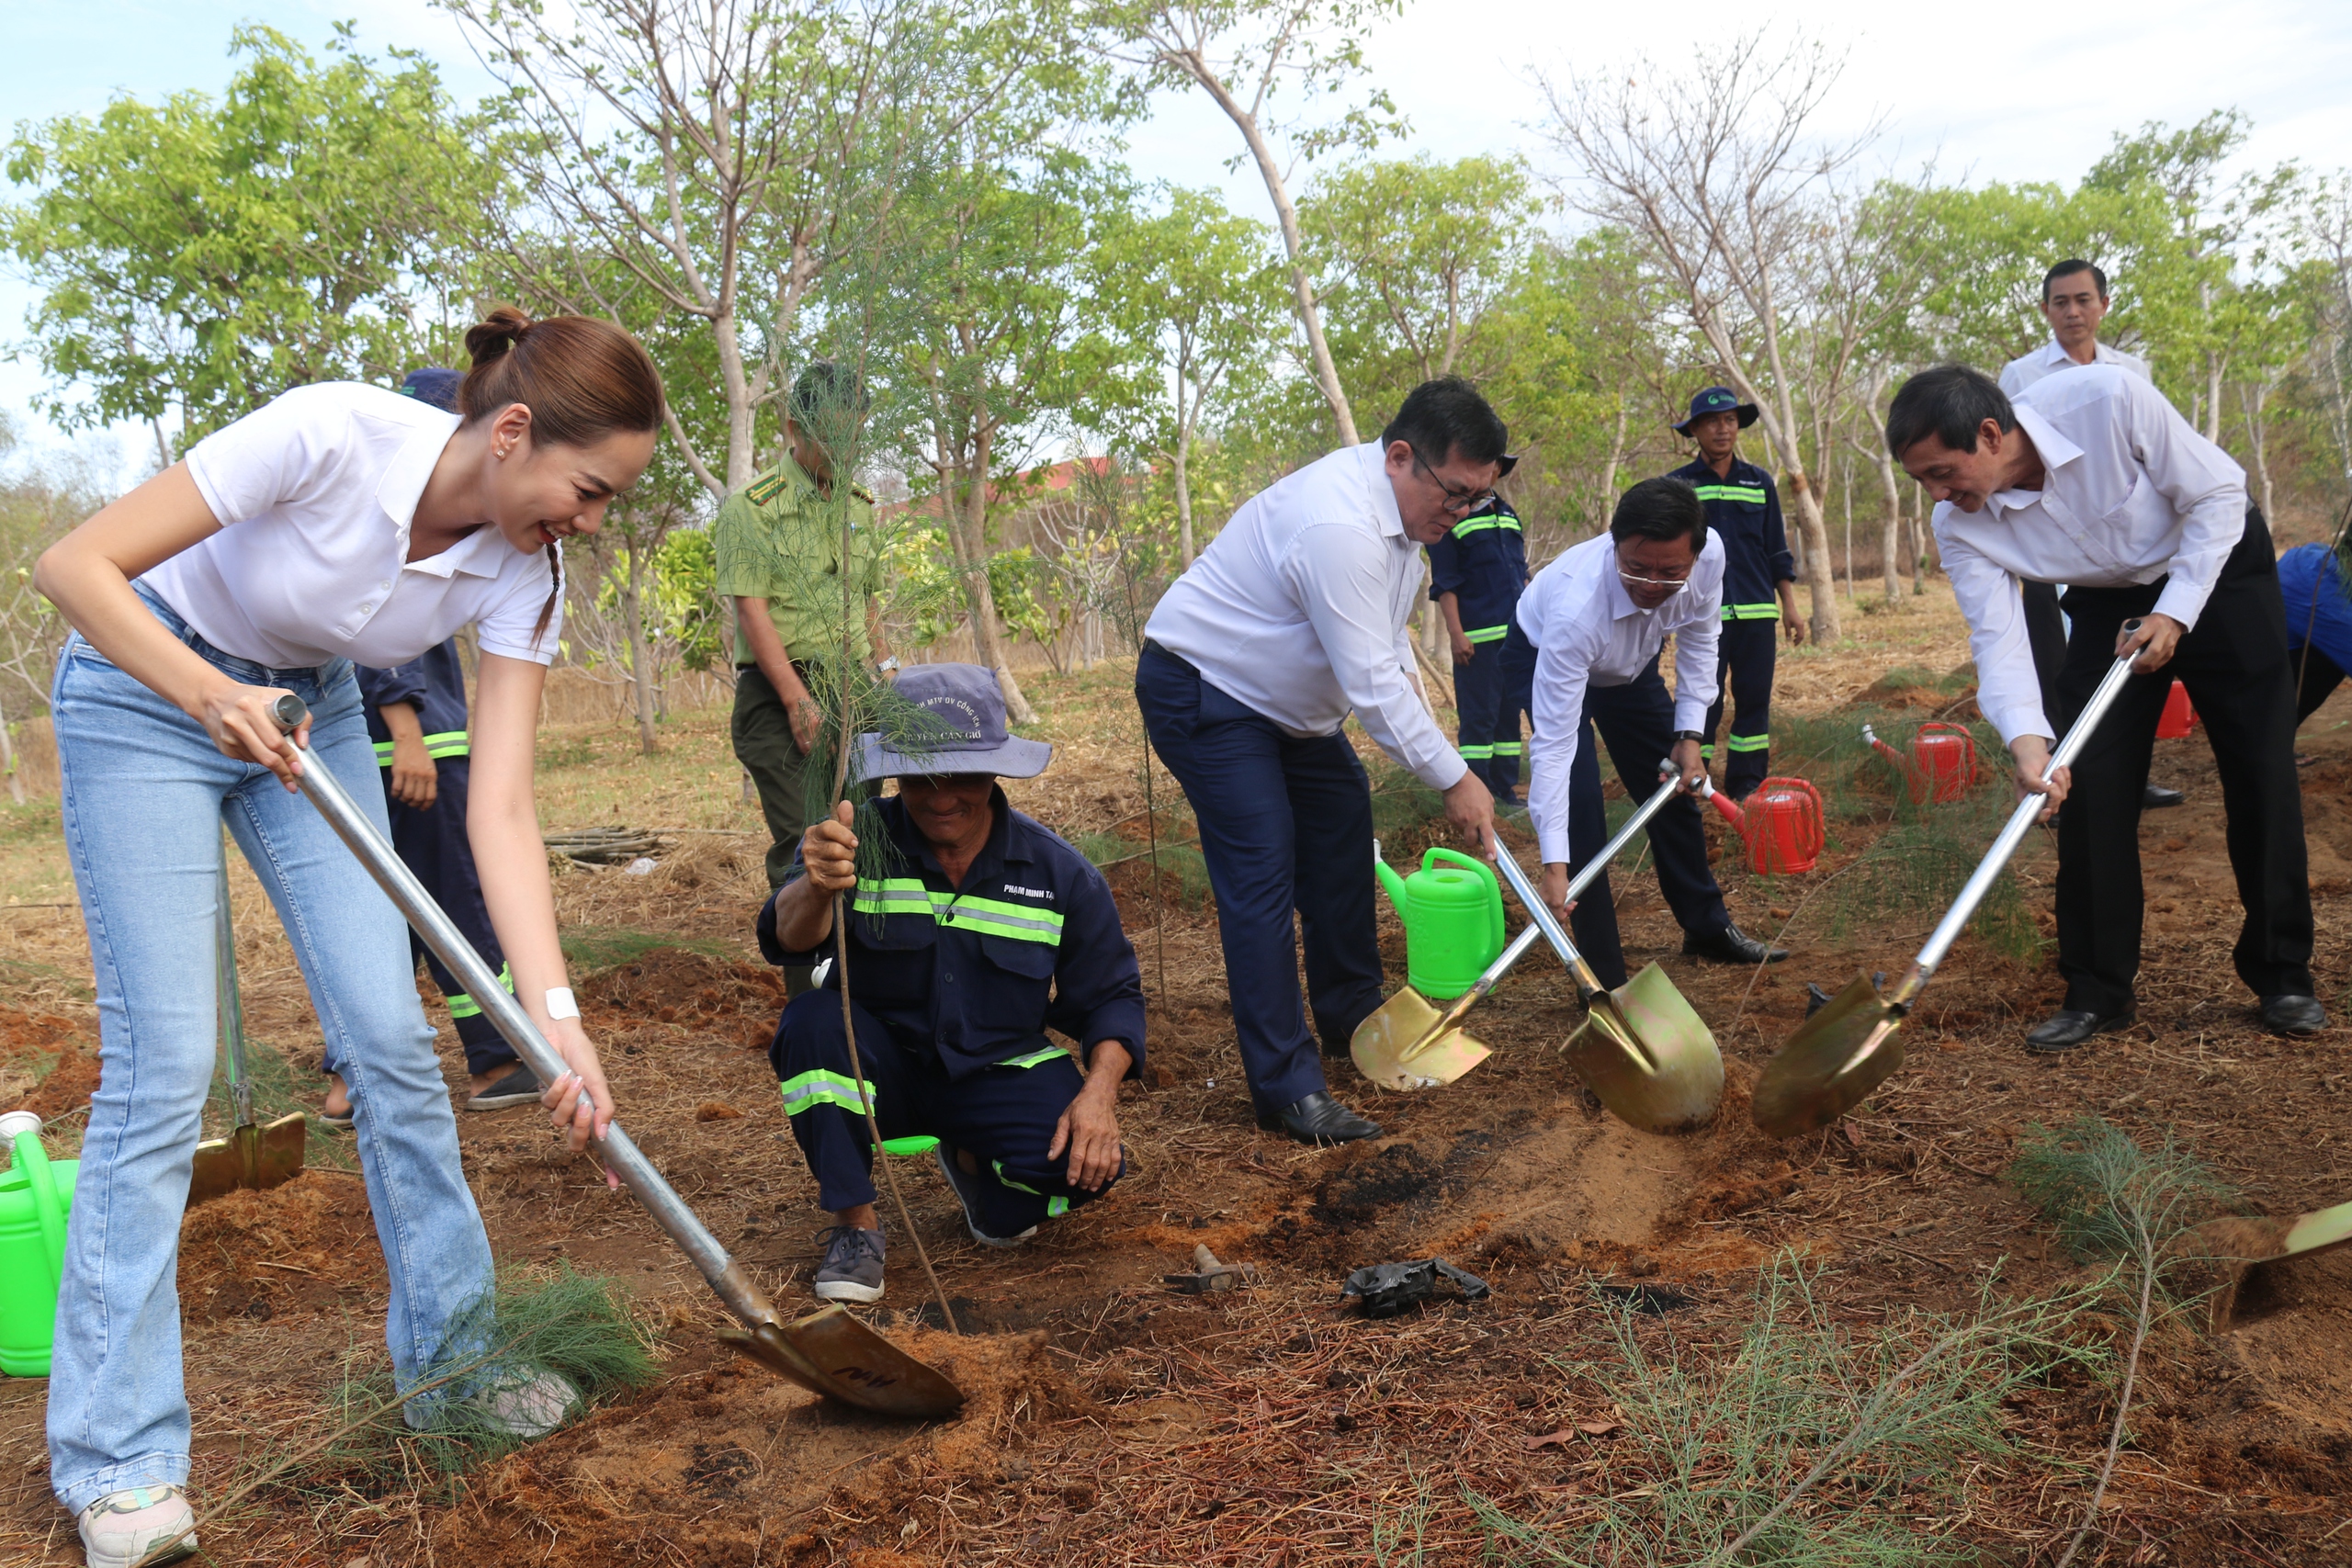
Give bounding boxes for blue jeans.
[46,598,493,1515]
[1135,643,1382,1115]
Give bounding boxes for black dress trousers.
[2049,507,2315,1015]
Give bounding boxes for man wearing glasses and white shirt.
[1137,378,1502,1145]
[1888,364,2321,1051]
[1997,259,2182,814]
[1522,477,1790,987]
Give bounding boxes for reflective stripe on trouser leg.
[768,991,916,1214]
[1713,617,1777,798]
[946,1046,1121,1235]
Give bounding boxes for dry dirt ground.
[4,582,2352,1564]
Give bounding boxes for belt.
[1141,637,1193,671]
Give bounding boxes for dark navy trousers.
[1455,624,1536,800]
[1566,658,1734,990]
[1136,643,1384,1116]
[1701,618,1778,800]
[769,992,1117,1234]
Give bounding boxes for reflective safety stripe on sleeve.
[1718,603,1783,621]
[373,730,472,764]
[1490,741,1524,758]
[1464,625,1510,644]
[779,1071,878,1115]
[1458,744,1495,761]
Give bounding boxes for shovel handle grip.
[266,694,781,1334]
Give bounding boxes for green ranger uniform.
[713,454,885,895]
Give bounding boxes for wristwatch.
[1672,730,1704,745]
[877,657,900,674]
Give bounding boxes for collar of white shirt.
[1983,404,2086,519]
[1355,441,1408,541]
[379,423,511,581]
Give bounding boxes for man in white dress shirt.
[1996,259,2183,814]
[1888,364,2320,1050]
[1521,477,1789,986]
[1137,378,1503,1145]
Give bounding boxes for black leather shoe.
[1256,1091,1382,1145]
[2024,1006,2135,1053]
[1681,923,1788,964]
[2143,784,2185,809]
[2259,993,2328,1036]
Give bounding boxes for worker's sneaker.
[934,1145,1037,1248]
[813,1225,888,1303]
[467,1064,545,1111]
[77,1484,197,1568]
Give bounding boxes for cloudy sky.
[7,0,2350,465]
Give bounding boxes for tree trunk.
[1598,399,1627,532]
[1184,64,1358,446]
[621,547,660,755]
[1875,448,1904,603]
[1173,412,1198,568]
[0,694,20,806]
[1909,510,1930,596]
[941,441,1037,726]
[2242,383,2276,522]
[1784,473,1839,643]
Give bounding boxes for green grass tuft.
[560,926,737,975]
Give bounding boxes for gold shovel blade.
[187,1111,310,1208]
[719,1306,966,1419]
[1562,964,1724,1134]
[1350,987,1493,1092]
[1752,974,1906,1139]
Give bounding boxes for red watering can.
[1704,776,1825,874]
[2155,681,2197,739]
[1863,721,1981,805]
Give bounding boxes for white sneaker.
[467,1366,581,1439]
[77,1484,197,1568]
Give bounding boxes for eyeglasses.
[1616,553,1694,593]
[1408,446,1494,517]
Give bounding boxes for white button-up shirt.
[1518,531,1725,864]
[1933,365,2245,746]
[1144,442,1465,791]
[1997,336,2151,398]
[152,382,562,668]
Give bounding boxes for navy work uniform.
[353,646,520,1084]
[1427,495,1536,802]
[760,787,1146,1238]
[1666,456,1794,799]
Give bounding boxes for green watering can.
[1374,843,1506,1000]
[0,1110,78,1377]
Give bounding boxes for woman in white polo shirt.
[32,309,661,1568]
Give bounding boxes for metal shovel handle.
[1487,841,1610,1002]
[1902,626,2144,997]
[267,694,781,1336]
[216,845,253,1132]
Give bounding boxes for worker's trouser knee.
[766,991,1120,1235]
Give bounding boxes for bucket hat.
[400,367,463,413]
[854,663,1053,782]
[1672,386,1758,434]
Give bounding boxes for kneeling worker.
[1523,477,1789,981]
[759,663,1145,1303]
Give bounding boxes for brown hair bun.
[457,307,663,447]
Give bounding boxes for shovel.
[1489,834,1724,1134]
[1352,769,1689,1091]
[1752,630,2146,1139]
[187,847,308,1208]
[267,695,963,1421]
[2166,1198,2352,1331]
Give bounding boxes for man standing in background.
[1997,259,2181,811]
[1664,387,1804,802]
[716,362,899,996]
[1428,491,1535,809]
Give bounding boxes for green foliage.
[2009,1117,2233,1269]
[4,25,495,441]
[1469,1259,2101,1566]
[651,528,727,674]
[558,929,738,975]
[320,1263,658,1483]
